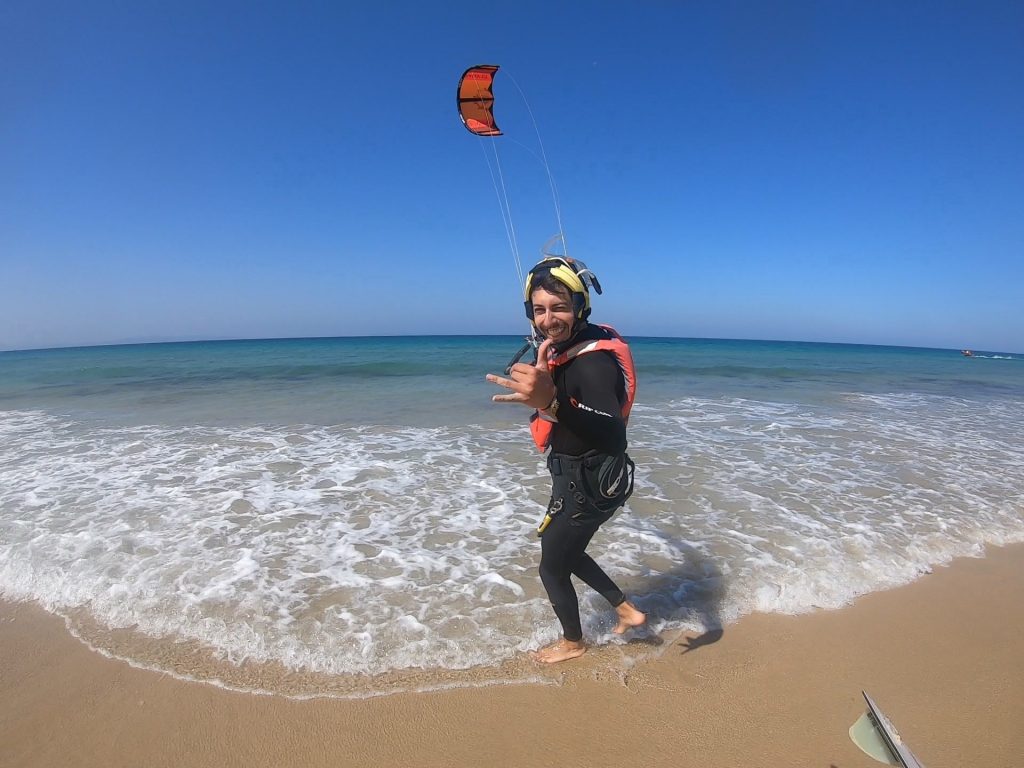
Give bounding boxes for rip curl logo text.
[568,397,613,418]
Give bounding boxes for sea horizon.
[3,332,1021,357]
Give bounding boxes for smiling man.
[486,256,646,663]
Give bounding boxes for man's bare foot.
[530,639,587,664]
[613,600,647,635]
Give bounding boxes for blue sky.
[2,1,1022,353]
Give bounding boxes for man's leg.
[534,513,600,662]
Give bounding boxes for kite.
[457,65,502,136]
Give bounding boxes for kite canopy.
[457,64,502,136]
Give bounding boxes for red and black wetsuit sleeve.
[548,350,627,456]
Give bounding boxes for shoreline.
[2,544,1023,767]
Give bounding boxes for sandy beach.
[0,544,1021,768]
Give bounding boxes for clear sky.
[2,1,1022,353]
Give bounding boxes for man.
[486,256,646,663]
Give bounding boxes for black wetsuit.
[537,324,634,642]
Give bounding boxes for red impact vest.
[530,325,637,452]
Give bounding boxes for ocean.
[1,336,1022,697]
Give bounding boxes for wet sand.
[2,544,1022,768]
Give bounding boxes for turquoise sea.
[1,336,1022,696]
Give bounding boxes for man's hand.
[486,338,556,409]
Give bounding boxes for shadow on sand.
[627,541,728,656]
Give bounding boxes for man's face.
[530,287,575,344]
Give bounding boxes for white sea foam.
[1,390,1023,692]
[0,411,555,673]
[622,392,1024,626]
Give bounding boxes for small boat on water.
[961,349,974,357]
